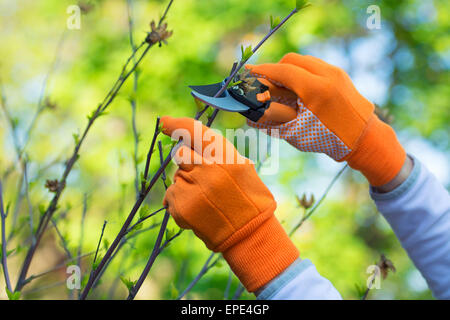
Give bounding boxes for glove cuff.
[221,213,299,293]
[346,114,406,187]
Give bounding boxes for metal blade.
[189,83,224,97]
[190,86,250,112]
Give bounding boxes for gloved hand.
[246,53,406,187]
[161,116,299,292]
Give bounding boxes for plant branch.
[289,164,348,236]
[177,252,220,300]
[126,211,170,300]
[0,180,12,293]
[14,20,160,294]
[127,0,141,198]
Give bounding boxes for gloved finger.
[279,53,330,76]
[256,101,297,124]
[163,183,191,230]
[161,116,248,164]
[245,63,323,101]
[173,145,208,171]
[257,78,298,107]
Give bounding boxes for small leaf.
[140,172,149,188]
[103,238,109,250]
[240,45,253,61]
[120,276,136,290]
[0,247,15,260]
[38,204,47,216]
[134,222,143,231]
[354,283,366,298]
[165,228,176,241]
[11,117,19,129]
[215,259,223,268]
[72,133,80,145]
[139,204,150,220]
[6,287,20,300]
[270,15,280,29]
[295,0,311,11]
[158,122,164,133]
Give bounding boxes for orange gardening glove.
[161,116,299,292]
[246,53,406,187]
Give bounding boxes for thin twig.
[141,117,160,192]
[92,221,107,267]
[77,194,88,277]
[24,251,94,284]
[126,206,165,234]
[158,141,167,188]
[177,252,220,300]
[127,211,170,300]
[127,0,141,198]
[157,228,183,254]
[224,270,233,300]
[127,137,172,300]
[232,284,245,300]
[51,218,73,260]
[23,161,35,245]
[0,180,12,292]
[289,164,348,236]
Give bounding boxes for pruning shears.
[189,78,271,122]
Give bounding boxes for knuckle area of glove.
[191,164,261,225]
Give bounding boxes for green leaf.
[354,283,366,298]
[5,202,11,217]
[72,133,80,145]
[214,259,223,268]
[165,228,176,241]
[11,117,19,129]
[6,287,20,300]
[270,15,280,29]
[134,222,143,230]
[206,107,214,118]
[158,122,164,133]
[103,238,109,250]
[0,247,15,260]
[38,203,47,216]
[120,276,136,290]
[240,44,253,61]
[139,204,150,220]
[140,172,149,188]
[295,0,311,11]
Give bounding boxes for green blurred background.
[0,0,448,299]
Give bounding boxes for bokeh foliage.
[0,0,448,299]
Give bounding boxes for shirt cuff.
[256,258,310,300]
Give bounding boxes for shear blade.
[189,84,250,113]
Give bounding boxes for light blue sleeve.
[370,156,450,299]
[257,258,342,300]
[257,156,450,300]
